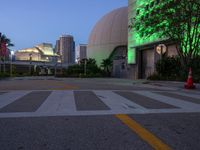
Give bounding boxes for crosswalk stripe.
[133,91,200,110]
[0,90,200,118]
[173,92,200,99]
[0,91,31,109]
[94,90,147,112]
[36,91,76,113]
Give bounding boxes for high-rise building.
[55,39,60,55]
[76,44,87,62]
[59,35,75,64]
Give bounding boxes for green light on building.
[128,0,161,64]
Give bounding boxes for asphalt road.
[0,77,200,150]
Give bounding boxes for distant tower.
[59,35,75,64]
[55,39,60,55]
[76,44,87,62]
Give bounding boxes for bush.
[62,58,104,78]
[148,56,200,82]
[0,72,10,79]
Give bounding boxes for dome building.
[87,7,128,67]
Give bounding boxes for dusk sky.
[0,0,127,50]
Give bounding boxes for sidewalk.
[139,80,200,92]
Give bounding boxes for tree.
[0,33,14,60]
[132,0,200,69]
[101,58,112,76]
[0,33,14,73]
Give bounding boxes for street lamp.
[10,50,14,77]
[29,53,32,75]
[84,59,87,76]
[54,55,58,77]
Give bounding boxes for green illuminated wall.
[128,0,161,64]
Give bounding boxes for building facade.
[59,35,75,64]
[15,43,58,62]
[127,0,178,79]
[76,44,87,62]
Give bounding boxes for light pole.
[29,53,32,76]
[54,55,58,77]
[84,59,87,76]
[10,50,14,77]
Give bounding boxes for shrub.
[148,56,200,82]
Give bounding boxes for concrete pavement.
[0,77,200,150]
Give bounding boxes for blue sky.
[0,0,127,50]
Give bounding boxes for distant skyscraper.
[59,35,75,64]
[76,44,87,62]
[55,39,60,55]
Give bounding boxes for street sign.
[156,44,167,55]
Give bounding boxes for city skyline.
[0,0,127,51]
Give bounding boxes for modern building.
[15,43,58,62]
[59,35,75,64]
[88,1,179,79]
[127,0,178,79]
[76,44,87,62]
[87,7,128,78]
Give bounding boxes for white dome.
[87,7,128,65]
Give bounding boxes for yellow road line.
[116,114,172,150]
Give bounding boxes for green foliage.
[101,58,113,76]
[148,56,200,82]
[133,0,200,67]
[156,56,182,80]
[63,58,103,77]
[0,72,10,79]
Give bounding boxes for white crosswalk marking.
[173,92,200,99]
[94,91,147,113]
[133,91,200,110]
[0,91,31,109]
[36,91,76,113]
[0,90,200,118]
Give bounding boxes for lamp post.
[10,50,14,77]
[54,55,58,77]
[29,53,32,76]
[84,59,87,76]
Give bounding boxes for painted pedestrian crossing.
[0,90,199,118]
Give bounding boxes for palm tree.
[0,34,14,59]
[101,58,113,76]
[0,33,14,73]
